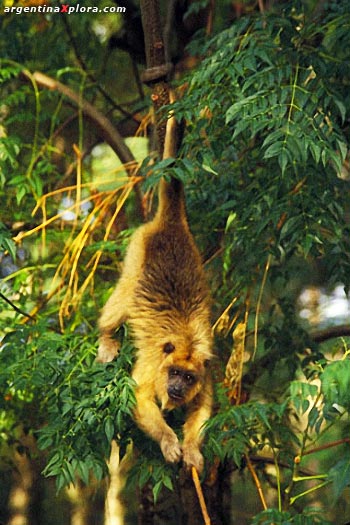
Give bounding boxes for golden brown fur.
[97,177,213,473]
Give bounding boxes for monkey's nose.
[168,385,184,401]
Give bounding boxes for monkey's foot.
[160,431,182,464]
[182,445,204,474]
[96,336,120,363]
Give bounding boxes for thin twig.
[191,467,211,525]
[302,438,350,457]
[246,455,268,510]
[289,480,331,506]
[0,292,35,320]
[253,254,271,360]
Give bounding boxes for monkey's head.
[168,367,197,402]
[156,340,211,410]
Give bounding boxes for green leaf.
[225,212,237,232]
[152,480,163,502]
[202,163,218,175]
[162,475,173,491]
[78,460,91,485]
[309,142,321,164]
[321,359,350,409]
[0,222,16,260]
[329,457,350,500]
[251,508,292,524]
[278,149,289,174]
[336,139,347,163]
[104,416,115,442]
[138,466,151,488]
[334,99,346,123]
[16,185,27,205]
[263,140,284,159]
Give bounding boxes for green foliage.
[251,508,332,525]
[205,399,292,467]
[127,454,176,503]
[177,1,350,294]
[0,222,16,261]
[321,358,350,411]
[329,457,350,501]
[0,323,135,490]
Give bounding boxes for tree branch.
[22,70,136,169]
[140,0,172,156]
[21,69,146,220]
[0,292,35,320]
[311,324,350,343]
[163,0,177,63]
[61,16,138,121]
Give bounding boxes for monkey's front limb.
[96,282,130,363]
[133,385,182,464]
[96,334,120,363]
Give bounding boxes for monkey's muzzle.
[167,385,185,403]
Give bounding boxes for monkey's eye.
[184,373,195,384]
[163,342,175,354]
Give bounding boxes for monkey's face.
[155,339,209,410]
[167,366,199,405]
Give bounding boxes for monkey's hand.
[160,430,182,464]
[182,445,204,474]
[96,335,120,363]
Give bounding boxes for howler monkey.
[97,175,213,473]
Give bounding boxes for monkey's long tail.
[157,94,187,224]
[157,176,186,224]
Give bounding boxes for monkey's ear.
[163,342,175,354]
[204,359,211,368]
